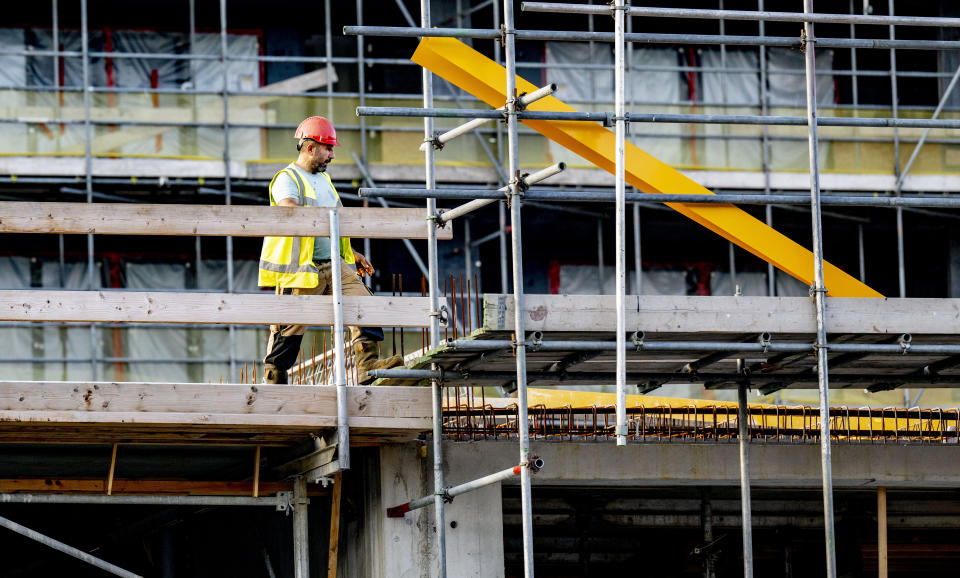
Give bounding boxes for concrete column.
[377,443,506,577]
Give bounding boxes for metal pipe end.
[528,331,544,342]
[548,83,558,92]
[898,333,912,344]
[529,456,544,473]
[759,332,772,343]
[556,161,566,171]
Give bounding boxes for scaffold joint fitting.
[631,330,645,351]
[425,131,444,151]
[758,332,772,353]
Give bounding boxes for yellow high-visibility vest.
[258,164,355,289]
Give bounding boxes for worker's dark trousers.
[263,259,383,373]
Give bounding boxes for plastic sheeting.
[629,47,687,166]
[700,49,762,171]
[193,33,260,161]
[0,29,27,154]
[6,29,259,159]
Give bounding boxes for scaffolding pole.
[359,188,960,209]
[343,24,960,50]
[0,514,141,578]
[802,3,838,576]
[613,0,627,446]
[329,210,350,472]
[502,0,536,575]
[418,1,447,576]
[523,2,960,28]
[356,105,960,129]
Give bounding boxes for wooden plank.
[484,294,960,335]
[0,202,453,240]
[0,382,430,417]
[0,382,432,432]
[0,411,431,429]
[328,472,343,578]
[0,478,328,496]
[0,292,436,327]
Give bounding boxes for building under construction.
[3,0,960,576]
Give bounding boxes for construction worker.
[259,116,403,384]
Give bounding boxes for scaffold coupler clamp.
[506,170,525,208]
[437,488,454,504]
[898,333,912,355]
[758,332,772,354]
[431,304,449,328]
[808,284,828,300]
[631,330,645,352]
[498,23,511,48]
[528,331,544,352]
[425,130,444,151]
[276,491,294,514]
[609,1,631,16]
[615,424,630,437]
[433,209,448,229]
[800,29,813,54]
[605,112,630,129]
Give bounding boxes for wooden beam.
[879,486,888,578]
[0,478,329,496]
[0,292,436,327]
[328,472,342,578]
[483,294,960,335]
[0,202,453,240]
[0,382,432,431]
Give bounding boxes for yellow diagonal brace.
[412,37,882,298]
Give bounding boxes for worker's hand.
[354,252,375,277]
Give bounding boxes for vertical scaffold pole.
[81,0,98,380]
[219,0,237,382]
[802,3,838,577]
[420,1,447,575]
[329,210,350,471]
[503,1,535,575]
[613,0,627,446]
[737,383,754,577]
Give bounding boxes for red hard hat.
[295,116,339,146]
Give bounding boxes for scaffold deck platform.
[373,295,960,391]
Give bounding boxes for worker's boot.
[354,340,403,385]
[262,364,288,385]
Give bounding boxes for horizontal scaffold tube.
[437,163,565,223]
[386,458,544,518]
[357,106,960,130]
[419,83,557,152]
[368,369,960,387]
[344,25,960,51]
[522,2,960,28]
[439,337,956,355]
[0,493,284,506]
[360,189,960,209]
